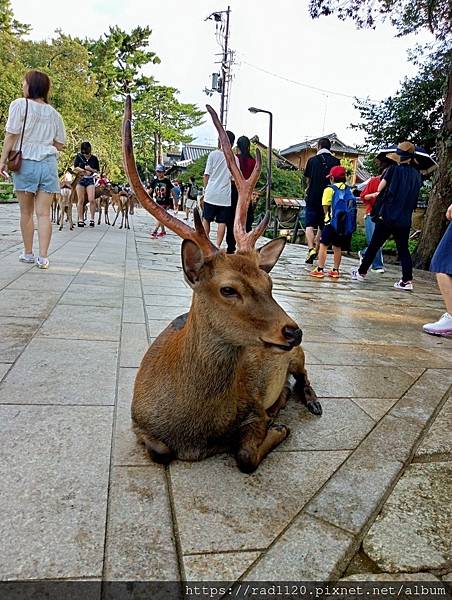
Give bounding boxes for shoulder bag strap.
[17,99,29,153]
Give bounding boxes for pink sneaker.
[150,231,158,238]
[157,231,166,237]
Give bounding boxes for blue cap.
[156,164,165,172]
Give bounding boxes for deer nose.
[282,325,302,346]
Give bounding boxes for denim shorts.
[78,176,95,188]
[13,155,60,194]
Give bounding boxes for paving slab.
[120,322,149,368]
[415,396,452,461]
[7,272,75,292]
[244,513,356,580]
[0,363,11,381]
[39,304,122,341]
[123,295,146,323]
[307,365,415,398]
[352,398,399,421]
[0,288,60,319]
[113,367,148,466]
[60,283,123,308]
[0,337,118,405]
[0,315,42,362]
[104,466,179,580]
[0,405,113,579]
[183,551,261,582]
[363,463,452,573]
[170,450,349,554]
[280,399,375,451]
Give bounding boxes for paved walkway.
[0,203,450,584]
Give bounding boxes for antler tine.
[122,96,217,259]
[206,104,263,252]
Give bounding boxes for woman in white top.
[0,70,66,269]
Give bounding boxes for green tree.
[351,48,447,153]
[134,85,204,169]
[309,0,452,268]
[85,26,160,98]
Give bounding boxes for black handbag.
[370,189,387,224]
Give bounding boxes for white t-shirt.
[204,149,239,207]
[6,98,66,161]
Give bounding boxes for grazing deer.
[123,96,321,473]
[111,188,130,229]
[58,187,74,230]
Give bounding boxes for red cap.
[326,165,346,179]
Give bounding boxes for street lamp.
[249,107,273,212]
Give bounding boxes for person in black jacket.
[303,138,340,263]
[351,142,422,291]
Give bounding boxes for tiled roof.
[181,144,217,162]
[280,134,360,157]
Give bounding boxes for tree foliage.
[309,0,452,268]
[351,47,448,153]
[0,1,204,181]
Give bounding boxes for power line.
[242,60,369,100]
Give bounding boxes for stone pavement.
[0,203,450,584]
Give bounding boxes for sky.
[11,0,431,152]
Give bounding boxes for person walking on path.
[0,70,66,270]
[202,130,236,248]
[310,165,356,279]
[149,164,175,238]
[184,176,198,221]
[303,137,340,264]
[358,156,394,274]
[74,141,100,228]
[423,203,452,337]
[351,142,422,291]
[226,135,257,254]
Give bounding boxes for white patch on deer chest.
[262,362,289,410]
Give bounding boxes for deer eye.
[220,286,239,298]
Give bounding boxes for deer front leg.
[289,348,322,416]
[236,405,289,474]
[68,205,74,230]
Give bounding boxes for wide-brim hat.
[386,141,418,164]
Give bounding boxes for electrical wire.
[242,60,371,100]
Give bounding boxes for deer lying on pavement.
[123,96,321,473]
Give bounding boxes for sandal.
[89,220,95,227]
[77,221,85,227]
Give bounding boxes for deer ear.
[257,237,287,273]
[182,239,205,285]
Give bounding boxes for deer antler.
[206,105,270,251]
[122,95,217,259]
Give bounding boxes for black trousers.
[358,220,412,282]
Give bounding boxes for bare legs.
[305,226,320,251]
[17,190,53,258]
[86,185,96,221]
[317,243,342,270]
[436,273,452,314]
[202,219,226,247]
[76,185,86,222]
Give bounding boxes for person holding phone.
[74,141,100,227]
[0,70,66,269]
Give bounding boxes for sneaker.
[371,267,385,273]
[328,269,340,279]
[423,313,452,337]
[305,248,317,264]
[150,231,158,238]
[309,268,324,279]
[394,279,413,291]
[36,257,49,270]
[157,231,167,237]
[351,267,366,281]
[19,253,35,264]
[89,220,95,227]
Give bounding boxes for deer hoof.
[307,400,322,416]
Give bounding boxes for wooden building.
[280,134,362,184]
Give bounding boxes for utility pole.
[205,7,234,129]
[219,6,230,128]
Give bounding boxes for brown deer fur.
[123,96,321,473]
